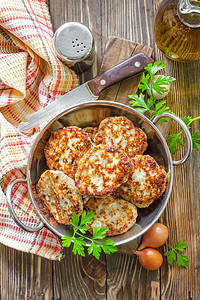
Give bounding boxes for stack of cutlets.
[37,116,166,236]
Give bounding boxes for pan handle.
[152,112,192,166]
[6,178,44,232]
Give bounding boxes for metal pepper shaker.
[53,22,95,73]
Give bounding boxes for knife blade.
[18,52,153,132]
[18,84,97,132]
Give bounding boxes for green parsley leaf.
[88,242,102,260]
[182,116,192,127]
[61,235,73,247]
[92,227,108,240]
[154,99,167,111]
[78,224,90,234]
[154,101,171,116]
[174,240,188,252]
[176,253,189,269]
[144,60,167,77]
[72,237,86,256]
[164,250,176,265]
[138,73,150,92]
[167,133,184,154]
[62,211,117,259]
[80,210,95,226]
[152,75,176,95]
[70,212,79,228]
[128,93,150,114]
[100,239,118,255]
[164,240,189,269]
[147,95,155,109]
[192,131,200,151]
[153,100,171,122]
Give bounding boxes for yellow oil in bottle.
[153,0,200,62]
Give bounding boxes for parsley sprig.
[61,211,118,259]
[129,61,175,122]
[128,60,200,153]
[164,240,189,269]
[167,116,200,154]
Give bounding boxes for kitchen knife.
[18,52,153,132]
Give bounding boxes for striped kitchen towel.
[0,0,78,260]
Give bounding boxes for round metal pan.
[6,101,192,246]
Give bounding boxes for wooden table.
[1,0,200,299]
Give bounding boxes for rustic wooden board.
[98,36,153,104]
[0,247,52,299]
[1,0,199,299]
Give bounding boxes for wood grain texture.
[159,60,200,300]
[106,253,160,300]
[0,0,199,299]
[0,245,53,300]
[53,248,106,300]
[152,3,200,300]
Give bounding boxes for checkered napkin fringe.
[0,0,78,260]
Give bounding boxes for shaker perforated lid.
[53,22,95,73]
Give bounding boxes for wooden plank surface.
[98,36,153,104]
[0,0,200,299]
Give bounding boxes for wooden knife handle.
[87,52,153,97]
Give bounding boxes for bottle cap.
[53,22,95,73]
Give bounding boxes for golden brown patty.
[119,155,167,208]
[37,170,83,224]
[83,127,98,143]
[44,126,91,179]
[85,196,138,236]
[94,116,147,158]
[75,145,133,197]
